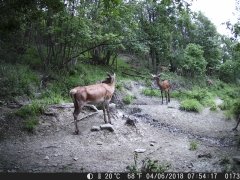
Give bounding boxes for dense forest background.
[1,0,240,76]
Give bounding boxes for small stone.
[44,156,50,160]
[73,157,78,161]
[97,142,103,145]
[198,153,212,158]
[134,149,146,153]
[150,143,154,146]
[91,126,101,131]
[100,124,114,132]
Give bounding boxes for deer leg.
[232,114,240,131]
[168,90,170,102]
[73,107,81,135]
[165,91,168,104]
[102,105,107,124]
[106,103,112,124]
[161,90,163,104]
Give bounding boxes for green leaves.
[181,43,207,76]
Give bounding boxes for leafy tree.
[181,43,207,76]
[192,12,221,75]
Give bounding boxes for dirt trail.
[0,81,239,173]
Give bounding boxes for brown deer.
[151,74,171,104]
[70,73,116,134]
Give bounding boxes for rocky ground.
[0,80,239,173]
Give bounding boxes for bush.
[180,99,202,112]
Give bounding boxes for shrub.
[180,99,202,112]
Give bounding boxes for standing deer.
[151,74,171,104]
[70,73,116,134]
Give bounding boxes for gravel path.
[0,81,239,173]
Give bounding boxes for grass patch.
[142,88,161,97]
[15,101,45,119]
[141,158,170,173]
[123,94,135,105]
[126,152,170,173]
[189,141,198,151]
[210,103,217,111]
[180,99,202,112]
[23,117,39,132]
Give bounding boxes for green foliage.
[174,87,215,107]
[181,43,207,76]
[126,152,170,173]
[23,117,39,133]
[180,99,203,112]
[123,94,135,105]
[210,104,217,111]
[0,63,38,98]
[141,158,170,173]
[142,88,161,97]
[218,60,238,83]
[20,47,41,69]
[15,102,45,119]
[189,141,198,151]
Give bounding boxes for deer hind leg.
[161,90,163,104]
[73,107,81,135]
[165,91,168,104]
[168,90,170,102]
[232,114,240,131]
[72,99,82,135]
[102,104,107,124]
[106,103,112,124]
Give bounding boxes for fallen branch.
[75,111,99,122]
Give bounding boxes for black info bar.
[1,172,240,180]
